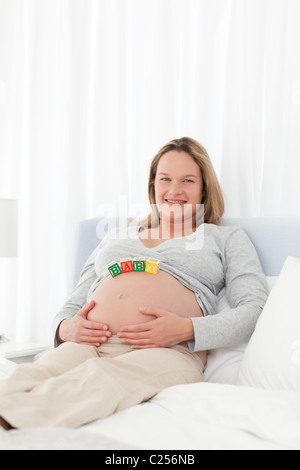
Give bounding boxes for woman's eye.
[160,178,194,183]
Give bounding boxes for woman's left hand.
[117,307,194,349]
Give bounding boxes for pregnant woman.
[0,137,268,430]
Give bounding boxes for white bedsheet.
[1,369,299,450]
[86,383,300,450]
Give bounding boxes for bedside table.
[0,342,51,364]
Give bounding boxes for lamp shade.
[0,199,18,257]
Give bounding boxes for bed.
[1,217,300,450]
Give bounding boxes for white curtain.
[0,0,300,344]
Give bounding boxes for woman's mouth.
[164,199,187,206]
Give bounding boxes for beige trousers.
[0,336,204,429]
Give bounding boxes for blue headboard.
[74,217,300,286]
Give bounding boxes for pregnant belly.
[88,270,207,364]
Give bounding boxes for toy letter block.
[145,257,160,274]
[120,258,134,273]
[133,257,146,272]
[106,261,122,278]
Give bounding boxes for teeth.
[166,200,186,203]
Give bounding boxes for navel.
[118,292,128,300]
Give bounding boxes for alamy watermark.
[95,198,205,251]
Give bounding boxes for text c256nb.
[104,453,197,467]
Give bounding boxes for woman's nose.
[169,182,183,195]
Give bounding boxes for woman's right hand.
[58,301,112,346]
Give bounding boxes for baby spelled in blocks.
[106,257,160,278]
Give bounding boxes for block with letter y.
[145,257,160,274]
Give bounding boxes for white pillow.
[204,277,277,384]
[237,257,300,391]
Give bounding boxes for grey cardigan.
[53,223,268,351]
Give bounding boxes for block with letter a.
[120,258,134,273]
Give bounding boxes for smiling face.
[154,150,205,229]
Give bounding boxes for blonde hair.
[142,137,224,228]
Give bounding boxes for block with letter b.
[133,257,146,272]
[106,261,122,278]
